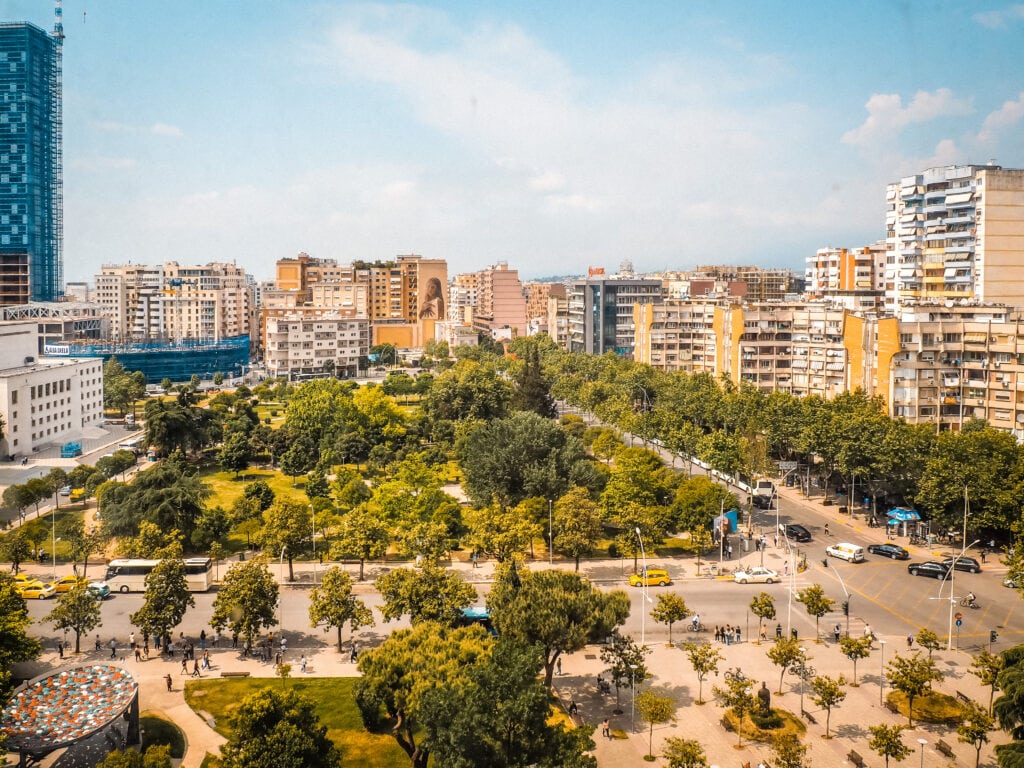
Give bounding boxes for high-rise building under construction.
[0,7,63,305]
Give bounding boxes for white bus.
[103,557,213,593]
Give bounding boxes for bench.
[801,709,817,724]
[936,739,955,759]
[220,671,250,678]
[847,750,865,768]
[885,699,900,714]
[956,690,972,705]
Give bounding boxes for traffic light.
[990,630,999,644]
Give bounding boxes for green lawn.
[197,462,307,511]
[184,678,409,767]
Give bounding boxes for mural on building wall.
[417,263,448,345]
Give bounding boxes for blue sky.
[4,1,1024,281]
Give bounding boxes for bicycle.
[959,597,981,609]
[688,621,707,633]
[724,667,747,683]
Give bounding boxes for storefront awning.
[887,507,921,522]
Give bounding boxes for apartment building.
[805,243,887,309]
[93,262,250,342]
[448,273,478,324]
[884,164,1024,311]
[263,314,369,379]
[471,263,527,339]
[0,321,103,458]
[633,298,723,374]
[567,274,663,355]
[545,284,569,348]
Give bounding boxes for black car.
[779,524,812,542]
[867,543,910,560]
[752,495,774,509]
[942,556,982,574]
[907,561,951,579]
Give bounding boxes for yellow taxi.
[16,580,57,600]
[50,575,88,593]
[12,573,34,585]
[628,567,672,587]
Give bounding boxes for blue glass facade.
[0,22,62,302]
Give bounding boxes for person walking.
[775,623,783,639]
[350,643,359,664]
[601,718,611,739]
[134,647,142,662]
[202,650,211,670]
[165,674,172,692]
[95,635,102,651]
[556,658,562,676]
[180,657,188,675]
[300,655,307,673]
[200,630,207,650]
[824,523,830,536]
[129,632,135,651]
[109,639,117,659]
[760,622,767,641]
[834,624,841,643]
[191,658,201,677]
[143,637,149,658]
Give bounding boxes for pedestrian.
[471,551,478,568]
[775,623,782,639]
[568,699,578,717]
[755,538,761,552]
[300,655,307,673]
[275,652,282,666]
[57,640,64,659]
[724,625,732,645]
[834,624,841,643]
[981,549,988,563]
[200,629,207,650]
[95,635,101,651]
[735,627,741,644]
[129,632,135,650]
[760,623,767,641]
[232,631,238,649]
[191,659,200,677]
[824,523,830,536]
[202,650,211,670]
[109,639,117,659]
[143,637,149,658]
[907,634,914,648]
[727,544,733,560]
[180,657,188,675]
[773,534,779,548]
[556,658,562,676]
[350,643,359,663]
[165,674,172,692]
[864,624,874,642]
[601,718,611,739]
[134,647,142,662]
[783,562,789,576]
[714,626,721,642]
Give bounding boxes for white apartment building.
[0,321,104,458]
[567,274,663,355]
[93,262,250,342]
[263,314,369,379]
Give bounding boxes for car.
[16,580,57,599]
[628,567,671,587]
[59,485,72,496]
[867,543,910,560]
[778,524,812,543]
[12,573,34,585]
[752,495,774,509]
[733,566,780,585]
[86,581,112,600]
[825,543,865,562]
[942,556,982,574]
[907,561,951,579]
[1004,576,1020,589]
[50,575,88,593]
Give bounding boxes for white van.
[825,543,865,563]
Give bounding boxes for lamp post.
[630,664,638,733]
[945,535,981,651]
[310,505,317,585]
[879,639,887,705]
[918,738,928,768]
[278,545,287,636]
[635,527,651,647]
[548,498,553,566]
[51,505,57,580]
[827,562,851,637]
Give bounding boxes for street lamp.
[278,545,287,637]
[635,527,652,646]
[548,498,553,566]
[944,535,981,651]
[827,562,851,637]
[310,505,317,585]
[792,647,814,715]
[630,664,639,733]
[51,505,57,581]
[918,738,928,768]
[879,639,887,705]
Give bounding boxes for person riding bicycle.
[967,591,977,607]
[691,613,701,631]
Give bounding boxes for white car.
[733,566,780,585]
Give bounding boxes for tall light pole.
[310,504,317,585]
[879,639,887,705]
[548,498,553,566]
[918,738,928,768]
[635,527,650,647]
[827,562,851,637]
[944,535,981,651]
[278,545,287,636]
[630,664,638,733]
[51,504,57,580]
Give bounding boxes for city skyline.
[5,1,1024,284]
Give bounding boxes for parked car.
[86,581,112,600]
[941,556,982,574]
[59,485,72,496]
[867,543,910,560]
[778,524,812,542]
[628,567,671,587]
[50,575,88,593]
[733,566,780,585]
[16,580,57,599]
[1004,576,1020,589]
[907,562,951,579]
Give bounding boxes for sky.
[4,1,1024,282]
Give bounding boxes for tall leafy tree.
[463,502,541,563]
[219,687,342,768]
[307,567,374,651]
[651,593,689,646]
[600,633,651,708]
[681,641,722,705]
[661,737,708,768]
[809,674,847,738]
[795,583,835,641]
[0,575,42,698]
[0,528,32,574]
[129,548,194,647]
[868,724,911,768]
[45,584,103,655]
[839,635,873,685]
[553,486,604,571]
[328,505,390,581]
[886,652,944,726]
[488,565,630,687]
[210,558,279,650]
[512,342,556,418]
[218,432,252,478]
[637,690,675,760]
[423,359,513,423]
[259,499,312,581]
[767,637,803,694]
[958,701,995,768]
[376,562,477,625]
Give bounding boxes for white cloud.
[842,88,974,145]
[974,92,1024,145]
[150,123,183,137]
[70,156,136,171]
[973,4,1024,28]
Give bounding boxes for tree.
[795,584,834,642]
[868,723,912,767]
[488,565,630,687]
[96,746,172,768]
[970,648,1004,715]
[712,674,757,747]
[839,635,872,685]
[661,737,708,768]
[304,468,330,503]
[773,733,809,768]
[329,506,390,581]
[512,342,556,418]
[219,432,252,477]
[129,550,194,648]
[651,593,689,646]
[376,562,477,625]
[45,584,103,654]
[993,646,1024,743]
[748,592,776,644]
[0,528,32,574]
[308,567,374,651]
[886,652,943,726]
[0,576,41,700]
[916,627,943,658]
[463,503,541,564]
[636,689,675,759]
[600,634,651,710]
[958,701,995,768]
[682,641,722,705]
[354,622,492,768]
[210,558,280,650]
[809,674,847,738]
[552,486,604,570]
[767,637,804,694]
[219,687,341,768]
[243,480,275,511]
[259,500,311,581]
